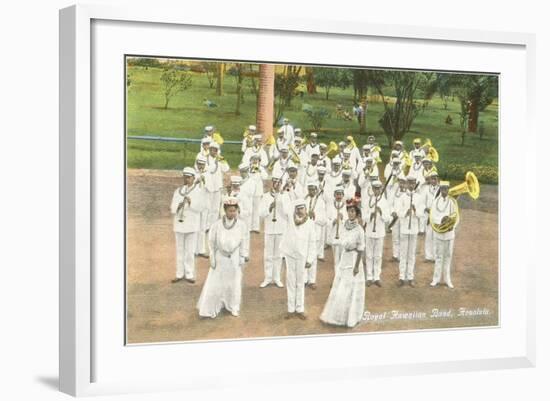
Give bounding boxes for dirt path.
[126,169,499,344]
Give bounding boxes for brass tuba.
[430,171,480,233]
[326,141,339,158]
[449,171,480,199]
[421,138,439,162]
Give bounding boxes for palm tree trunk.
[256,64,275,141]
[216,63,224,96]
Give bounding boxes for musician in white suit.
[194,155,209,257]
[243,135,268,167]
[388,174,407,262]
[326,184,346,271]
[278,118,295,145]
[248,154,268,233]
[303,180,327,289]
[280,198,316,320]
[318,143,332,171]
[430,181,458,289]
[395,176,425,287]
[304,132,320,160]
[259,175,287,288]
[362,180,391,287]
[205,142,230,229]
[421,170,440,261]
[341,169,356,201]
[170,167,207,284]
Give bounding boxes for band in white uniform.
[166,128,476,323]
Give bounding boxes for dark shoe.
[309,283,317,290]
[296,312,307,320]
[198,253,209,259]
[366,280,373,287]
[171,277,184,284]
[284,313,294,320]
[318,257,325,262]
[398,279,405,287]
[184,277,196,284]
[392,256,399,262]
[374,280,382,287]
[408,280,415,287]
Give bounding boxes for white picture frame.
[59,3,536,397]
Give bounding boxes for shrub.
[438,163,498,185]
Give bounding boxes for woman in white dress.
[320,199,366,328]
[197,197,248,318]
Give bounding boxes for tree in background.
[454,75,497,133]
[216,63,225,96]
[372,71,435,146]
[228,64,245,115]
[305,67,317,94]
[256,64,275,140]
[274,65,302,123]
[352,69,384,133]
[313,67,342,100]
[201,62,218,89]
[159,68,192,109]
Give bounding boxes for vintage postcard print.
[125,57,498,344]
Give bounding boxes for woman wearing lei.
[320,198,366,328]
[197,197,248,318]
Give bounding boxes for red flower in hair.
[346,196,361,207]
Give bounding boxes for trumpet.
[289,144,302,164]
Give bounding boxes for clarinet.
[272,191,278,222]
[407,182,420,230]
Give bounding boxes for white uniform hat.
[223,196,239,206]
[196,154,207,164]
[279,145,289,152]
[422,158,432,163]
[395,140,404,146]
[293,199,306,208]
[204,125,214,132]
[332,156,342,165]
[319,143,328,149]
[283,118,289,123]
[182,167,196,177]
[294,128,302,134]
[253,134,262,140]
[406,175,417,182]
[272,174,283,182]
[209,142,220,150]
[364,157,374,163]
[310,132,318,138]
[306,180,319,189]
[230,176,242,185]
[334,183,345,193]
[317,165,327,173]
[391,157,401,164]
[427,170,439,177]
[343,149,351,155]
[248,125,256,131]
[412,151,423,158]
[369,174,379,180]
[294,137,303,144]
[372,180,383,188]
[342,169,352,176]
[439,180,450,187]
[201,137,211,145]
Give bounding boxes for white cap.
[372,180,383,188]
[230,176,242,185]
[334,184,344,193]
[342,169,352,176]
[294,128,302,134]
[238,162,250,170]
[406,175,417,182]
[332,156,342,165]
[364,157,374,163]
[210,142,220,150]
[412,151,423,158]
[422,157,432,163]
[248,125,256,131]
[279,145,289,151]
[253,134,262,140]
[201,137,211,145]
[391,157,401,164]
[223,196,239,206]
[196,154,207,164]
[182,167,196,177]
[272,174,283,182]
[369,174,379,180]
[427,170,439,177]
[319,143,328,149]
[283,117,289,123]
[310,132,318,138]
[293,199,306,208]
[287,164,298,171]
[250,154,261,160]
[343,149,351,155]
[395,140,403,146]
[204,125,214,132]
[306,180,319,189]
[294,137,303,143]
[338,141,346,147]
[317,165,327,173]
[439,180,450,187]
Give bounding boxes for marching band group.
[170,121,472,327]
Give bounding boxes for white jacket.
[396,190,425,235]
[170,184,207,233]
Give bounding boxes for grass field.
[126,65,499,183]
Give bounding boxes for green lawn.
[126,65,499,183]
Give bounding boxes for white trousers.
[264,233,283,283]
[175,232,198,279]
[251,195,262,231]
[365,237,384,281]
[332,245,343,273]
[318,226,326,258]
[195,210,208,255]
[418,215,426,233]
[304,254,318,284]
[433,238,455,285]
[207,191,221,229]
[391,223,400,258]
[285,256,306,313]
[425,224,435,261]
[399,234,417,280]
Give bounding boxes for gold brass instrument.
[430,171,479,233]
[265,134,275,146]
[327,141,339,158]
[242,129,254,148]
[213,132,224,145]
[421,138,439,162]
[289,144,302,164]
[448,171,480,199]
